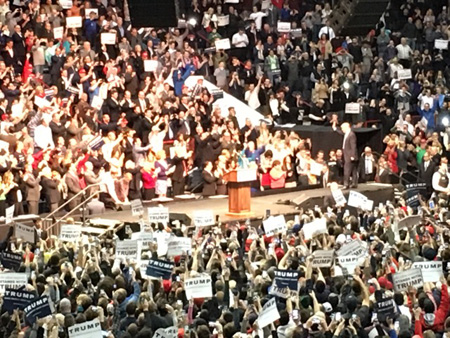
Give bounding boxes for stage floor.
[89,183,394,225]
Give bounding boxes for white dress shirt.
[34,125,55,149]
[232,32,249,48]
[318,25,335,40]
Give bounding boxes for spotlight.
[343,82,350,90]
[188,18,197,26]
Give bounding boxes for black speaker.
[128,0,177,28]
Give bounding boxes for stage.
[88,183,394,229]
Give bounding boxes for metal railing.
[43,183,102,236]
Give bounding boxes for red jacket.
[415,284,449,336]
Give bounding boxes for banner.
[215,38,231,50]
[217,15,229,27]
[0,252,23,271]
[257,298,280,328]
[332,189,346,206]
[68,319,102,338]
[392,269,423,292]
[0,273,28,292]
[153,327,178,338]
[312,250,334,268]
[167,237,191,257]
[15,223,34,243]
[277,21,291,32]
[302,218,327,240]
[115,240,138,260]
[345,103,360,114]
[273,269,298,291]
[59,224,82,242]
[406,183,427,198]
[53,26,64,39]
[24,296,52,324]
[263,215,287,237]
[184,276,212,299]
[193,210,214,227]
[101,32,116,45]
[3,288,36,312]
[435,39,448,50]
[66,16,82,28]
[148,207,169,224]
[144,60,158,73]
[146,259,174,280]
[411,261,443,282]
[131,199,144,216]
[397,69,412,80]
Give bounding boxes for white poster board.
[411,261,443,282]
[53,26,64,40]
[85,8,98,18]
[435,39,448,50]
[101,33,116,45]
[392,269,423,292]
[66,16,82,28]
[130,199,144,217]
[193,210,214,227]
[263,215,287,237]
[257,298,280,328]
[184,275,212,299]
[215,38,231,50]
[91,96,104,110]
[60,0,73,9]
[0,273,28,292]
[218,15,229,26]
[397,69,412,80]
[312,250,334,267]
[332,189,347,206]
[68,319,102,338]
[336,255,359,274]
[144,60,158,72]
[152,327,178,338]
[166,237,191,257]
[59,224,82,242]
[302,218,327,240]
[148,207,169,224]
[5,205,14,224]
[345,103,360,114]
[115,240,138,260]
[277,21,291,33]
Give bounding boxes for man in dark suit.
[334,122,358,189]
[202,161,217,197]
[11,25,26,67]
[24,166,40,214]
[359,147,377,183]
[40,167,60,212]
[419,151,436,198]
[65,164,82,210]
[376,156,391,184]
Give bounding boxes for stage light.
[188,18,197,26]
[443,117,449,127]
[343,82,350,90]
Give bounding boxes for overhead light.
[188,18,197,26]
[343,82,350,89]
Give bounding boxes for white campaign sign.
[257,298,280,328]
[397,69,412,80]
[101,32,116,45]
[91,95,104,110]
[59,224,82,242]
[59,0,73,9]
[345,103,360,114]
[0,273,28,292]
[184,275,212,299]
[277,21,291,32]
[130,199,144,216]
[132,231,154,249]
[348,191,372,210]
[337,240,366,259]
[85,8,98,18]
[310,162,323,176]
[166,237,191,257]
[154,232,171,257]
[144,60,158,72]
[215,38,231,50]
[263,215,287,237]
[193,210,214,227]
[435,39,448,50]
[302,218,327,240]
[15,223,34,243]
[148,207,169,224]
[392,269,423,292]
[312,250,334,268]
[153,327,178,338]
[336,255,359,274]
[5,205,14,224]
[68,319,102,338]
[332,189,347,206]
[218,15,229,26]
[66,16,82,28]
[115,240,138,260]
[411,261,443,282]
[53,26,64,39]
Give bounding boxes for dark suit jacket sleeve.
[347,132,358,159]
[202,171,217,183]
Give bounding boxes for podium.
[224,169,257,216]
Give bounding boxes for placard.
[15,223,34,243]
[146,259,174,280]
[60,0,73,9]
[177,19,186,29]
[435,39,448,50]
[336,239,366,259]
[406,194,420,208]
[398,215,421,230]
[59,224,82,242]
[91,96,104,110]
[0,273,28,292]
[257,298,280,328]
[34,96,51,109]
[405,183,427,198]
[148,207,169,224]
[273,269,298,291]
[5,205,14,224]
[3,288,36,312]
[312,250,334,267]
[215,38,231,50]
[310,162,323,176]
[332,189,347,206]
[336,255,359,274]
[0,252,23,271]
[68,319,102,338]
[397,69,412,80]
[153,327,178,338]
[85,8,98,18]
[302,218,327,240]
[193,210,214,227]
[263,215,287,237]
[115,240,138,260]
[132,231,154,249]
[144,60,158,73]
[24,296,52,324]
[269,284,297,299]
[218,15,229,27]
[277,21,291,33]
[166,237,191,257]
[392,268,423,292]
[154,232,171,257]
[411,261,443,282]
[345,103,360,114]
[348,190,368,209]
[224,0,238,3]
[375,293,395,318]
[184,275,212,299]
[261,0,271,10]
[66,16,82,28]
[131,199,144,216]
[53,26,64,40]
[101,32,116,45]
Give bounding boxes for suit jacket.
[84,170,102,195]
[41,176,60,204]
[12,33,26,58]
[65,172,81,197]
[376,168,390,184]
[106,98,121,122]
[135,98,150,113]
[359,154,377,182]
[24,174,41,202]
[343,131,358,162]
[202,170,217,196]
[419,160,436,187]
[87,199,106,215]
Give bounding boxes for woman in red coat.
[384,139,398,174]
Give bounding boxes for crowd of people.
[0,0,448,337]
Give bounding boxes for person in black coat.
[11,25,26,67]
[105,90,121,122]
[418,151,436,198]
[40,169,61,212]
[334,122,358,189]
[202,161,217,197]
[50,49,65,85]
